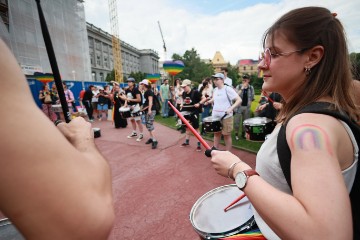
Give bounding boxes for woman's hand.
[210,150,251,178]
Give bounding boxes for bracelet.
[227,161,241,180]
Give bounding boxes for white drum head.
[190,184,253,235]
[119,107,130,112]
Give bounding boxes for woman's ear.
[305,45,324,68]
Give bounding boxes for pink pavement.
[92,119,257,240]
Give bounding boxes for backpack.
[277,102,360,239]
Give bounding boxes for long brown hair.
[262,7,358,122]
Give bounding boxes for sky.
[84,0,360,65]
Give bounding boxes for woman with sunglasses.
[210,7,359,239]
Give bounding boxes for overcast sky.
[84,0,360,65]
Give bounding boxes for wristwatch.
[235,169,259,190]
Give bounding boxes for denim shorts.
[97,103,108,111]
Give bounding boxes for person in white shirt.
[221,67,233,87]
[205,73,241,151]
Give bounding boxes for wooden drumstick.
[224,193,246,212]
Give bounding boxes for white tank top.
[253,121,358,239]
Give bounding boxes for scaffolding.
[108,0,123,83]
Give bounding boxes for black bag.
[152,95,161,114]
[277,102,360,239]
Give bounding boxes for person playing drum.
[179,79,206,152]
[205,73,242,151]
[120,77,144,142]
[210,7,359,239]
[139,79,158,149]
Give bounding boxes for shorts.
[184,113,199,130]
[145,110,156,131]
[221,116,233,135]
[129,116,141,121]
[97,103,108,111]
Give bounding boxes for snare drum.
[131,110,143,117]
[202,116,222,133]
[119,106,131,118]
[243,117,275,141]
[52,104,62,112]
[180,111,192,126]
[190,184,256,239]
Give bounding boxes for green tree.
[105,69,115,82]
[171,48,214,86]
[226,63,240,87]
[128,71,147,83]
[350,52,360,80]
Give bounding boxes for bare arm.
[210,113,353,239]
[0,40,114,239]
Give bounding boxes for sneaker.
[196,146,201,152]
[88,119,94,123]
[145,138,153,144]
[180,142,189,147]
[152,141,158,149]
[127,132,137,138]
[136,134,144,142]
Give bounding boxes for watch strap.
[244,169,259,178]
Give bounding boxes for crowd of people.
[2,5,359,240]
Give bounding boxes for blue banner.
[27,78,128,108]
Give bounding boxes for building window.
[100,72,104,82]
[104,56,108,68]
[243,66,246,71]
[251,66,253,70]
[96,55,101,65]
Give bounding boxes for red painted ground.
[0,119,257,239]
[92,119,257,240]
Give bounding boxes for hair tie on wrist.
[227,161,241,180]
[332,12,337,17]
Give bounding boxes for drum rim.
[189,184,254,238]
[119,107,130,111]
[243,117,272,125]
[202,116,221,122]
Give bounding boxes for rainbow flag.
[220,229,266,239]
[33,72,55,84]
[163,60,184,76]
[146,73,161,83]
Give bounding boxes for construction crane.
[108,0,123,82]
[157,21,167,60]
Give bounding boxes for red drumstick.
[262,91,274,104]
[168,101,211,150]
[224,193,246,212]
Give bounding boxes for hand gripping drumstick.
[168,101,216,157]
[36,0,101,138]
[35,0,71,123]
[169,101,247,211]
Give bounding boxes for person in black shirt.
[82,85,95,122]
[96,88,110,121]
[120,78,144,141]
[179,79,206,152]
[112,84,127,128]
[140,79,158,149]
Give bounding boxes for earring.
[304,66,311,76]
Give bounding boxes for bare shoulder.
[286,112,353,169]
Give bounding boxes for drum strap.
[277,102,360,239]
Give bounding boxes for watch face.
[235,172,247,189]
